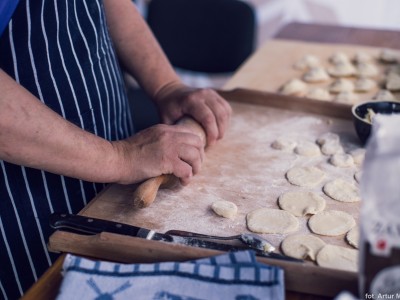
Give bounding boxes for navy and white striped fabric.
[0,0,134,299]
[57,251,284,300]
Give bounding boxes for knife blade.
[49,213,301,262]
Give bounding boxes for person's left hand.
[153,82,232,146]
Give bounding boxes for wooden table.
[22,22,400,300]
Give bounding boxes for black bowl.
[352,101,400,144]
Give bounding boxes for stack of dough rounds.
[350,148,366,165]
[211,200,237,219]
[386,72,400,91]
[309,210,356,236]
[286,166,325,187]
[303,67,330,83]
[281,234,326,261]
[246,208,299,234]
[354,77,376,92]
[346,226,360,249]
[353,52,373,64]
[306,88,330,101]
[329,78,354,93]
[328,62,356,77]
[330,52,350,65]
[271,137,297,152]
[316,245,358,272]
[356,62,379,78]
[373,89,395,101]
[323,179,360,203]
[294,54,320,71]
[294,141,321,157]
[329,153,354,168]
[380,48,400,63]
[278,191,326,217]
[280,78,307,96]
[334,91,358,103]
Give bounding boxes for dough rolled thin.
[329,153,354,168]
[278,191,326,217]
[286,166,325,188]
[308,210,356,236]
[323,179,360,202]
[211,200,238,219]
[271,137,297,152]
[316,244,358,272]
[294,141,321,157]
[281,234,326,261]
[246,208,299,234]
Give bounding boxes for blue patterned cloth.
[56,251,284,300]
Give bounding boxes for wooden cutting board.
[224,39,399,104]
[49,89,360,297]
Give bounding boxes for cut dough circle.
[328,62,356,77]
[346,225,359,249]
[329,78,354,93]
[356,63,379,78]
[246,208,299,234]
[350,148,366,165]
[308,210,356,236]
[329,153,354,168]
[293,54,320,71]
[380,48,400,63]
[211,200,237,219]
[294,141,320,157]
[316,244,358,272]
[278,191,326,217]
[306,88,331,101]
[302,67,330,83]
[271,137,297,152]
[323,179,360,203]
[316,132,340,146]
[321,140,343,156]
[281,234,326,261]
[280,79,307,96]
[354,52,373,64]
[330,52,350,65]
[354,77,377,92]
[386,72,400,91]
[286,166,325,188]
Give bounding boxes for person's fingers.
[178,144,202,175]
[205,93,232,140]
[187,103,218,146]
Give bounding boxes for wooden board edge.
[48,231,358,297]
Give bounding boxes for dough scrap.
[321,140,343,156]
[302,67,330,83]
[346,226,359,249]
[286,166,325,188]
[280,79,308,96]
[271,137,297,152]
[329,153,354,168]
[211,200,237,219]
[294,141,321,157]
[353,52,373,64]
[246,208,299,234]
[386,72,400,91]
[316,244,358,272]
[329,78,354,93]
[328,62,356,77]
[380,48,400,63]
[278,191,326,217]
[330,52,350,65]
[306,88,331,101]
[350,148,366,165]
[372,89,395,101]
[281,234,326,261]
[354,77,377,92]
[354,171,362,183]
[323,179,360,203]
[308,210,356,236]
[293,54,320,71]
[316,132,340,146]
[334,91,358,104]
[356,62,379,78]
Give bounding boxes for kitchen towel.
[56,250,284,300]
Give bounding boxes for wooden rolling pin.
[132,117,207,208]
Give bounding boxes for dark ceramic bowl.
[352,101,400,144]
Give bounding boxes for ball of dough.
[328,62,356,77]
[350,148,366,165]
[271,137,297,152]
[334,91,358,104]
[329,153,354,168]
[286,166,325,187]
[302,67,330,83]
[380,48,400,63]
[246,208,299,234]
[316,245,358,272]
[278,191,326,217]
[329,78,354,93]
[306,88,331,101]
[280,79,308,96]
[356,62,379,78]
[294,141,321,157]
[354,77,377,92]
[211,200,238,219]
[372,89,395,101]
[330,52,350,65]
[353,52,373,64]
[293,54,320,71]
[281,234,326,261]
[386,72,400,91]
[308,210,356,236]
[321,140,343,156]
[346,226,359,249]
[316,132,340,146]
[323,179,360,203]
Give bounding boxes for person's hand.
[111,124,204,186]
[153,82,232,146]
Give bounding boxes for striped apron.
[0,0,134,298]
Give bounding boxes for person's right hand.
[111,124,205,186]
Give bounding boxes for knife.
[49,213,301,262]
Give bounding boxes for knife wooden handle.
[132,117,206,208]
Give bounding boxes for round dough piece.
[294,141,320,157]
[354,52,373,64]
[293,54,320,71]
[246,208,299,234]
[372,89,395,101]
[356,63,379,78]
[350,148,366,165]
[316,132,340,146]
[329,153,354,168]
[354,77,377,92]
[330,52,350,65]
[286,166,325,188]
[380,48,400,63]
[334,91,358,104]
[386,72,400,91]
[278,191,326,217]
[306,88,331,101]
[281,234,326,261]
[354,171,362,183]
[271,137,297,152]
[328,62,356,77]
[211,200,237,219]
[309,210,356,236]
[316,245,358,272]
[321,140,343,156]
[302,67,330,83]
[323,179,360,202]
[346,226,359,249]
[329,78,354,93]
[280,79,307,96]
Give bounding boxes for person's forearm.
[0,70,121,182]
[103,0,182,99]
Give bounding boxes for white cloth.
[56,250,284,300]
